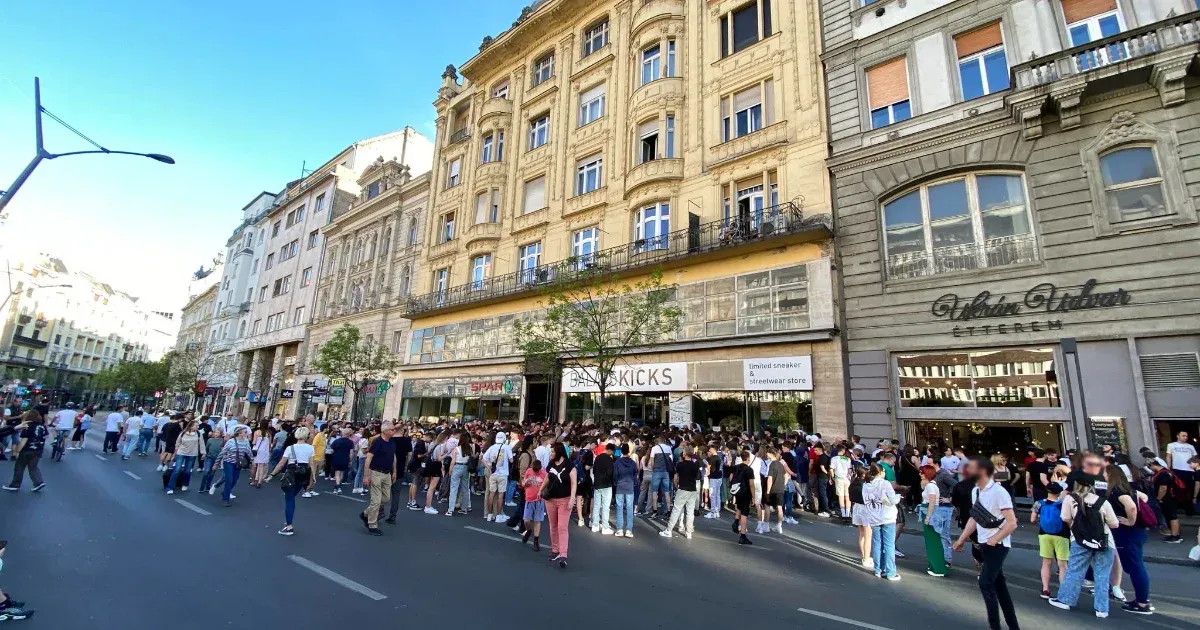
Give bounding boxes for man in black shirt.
[406,433,427,510]
[764,448,788,534]
[590,443,615,533]
[360,421,397,536]
[662,446,700,538]
[1025,449,1049,501]
[385,428,414,523]
[814,444,832,516]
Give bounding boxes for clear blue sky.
[0,0,526,314]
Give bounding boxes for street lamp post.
[0,77,174,213]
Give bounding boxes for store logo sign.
[563,363,687,393]
[931,279,1132,336]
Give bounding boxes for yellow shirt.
[311,432,327,460]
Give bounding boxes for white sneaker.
[614,530,624,538]
[601,528,614,535]
[659,530,673,538]
[591,526,600,533]
[309,491,319,496]
[230,494,236,499]
[625,530,633,538]
[577,518,585,527]
[1112,586,1126,602]
[181,486,188,492]
[484,514,493,522]
[423,507,438,514]
[209,486,216,496]
[1095,612,1108,619]
[302,492,313,498]
[774,523,783,534]
[684,532,692,539]
[505,501,517,507]
[166,489,174,495]
[445,510,454,516]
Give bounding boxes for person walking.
[359,421,398,536]
[250,422,271,488]
[613,444,637,538]
[270,426,314,536]
[445,434,473,516]
[1048,470,1121,618]
[136,410,155,456]
[102,407,123,454]
[953,457,1019,630]
[199,428,223,494]
[544,442,577,568]
[120,410,144,461]
[520,459,548,551]
[661,445,700,539]
[504,436,536,533]
[3,412,47,492]
[307,425,327,496]
[215,426,252,507]
[730,450,756,545]
[865,462,901,580]
[166,420,202,494]
[704,444,724,519]
[328,428,353,493]
[69,406,92,450]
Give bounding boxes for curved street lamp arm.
[47,149,175,164]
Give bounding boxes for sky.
[0,0,528,316]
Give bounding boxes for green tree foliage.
[91,360,169,401]
[311,324,401,422]
[514,266,681,426]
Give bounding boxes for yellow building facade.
[400,0,845,436]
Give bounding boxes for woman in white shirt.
[920,464,947,577]
[270,427,314,536]
[1048,471,1121,618]
[445,434,475,517]
[864,463,902,580]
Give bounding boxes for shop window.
[866,57,911,129]
[894,348,1061,408]
[882,172,1037,280]
[955,23,1009,100]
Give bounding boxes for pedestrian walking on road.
[69,406,91,450]
[215,426,252,506]
[250,421,271,488]
[662,445,700,539]
[120,410,144,460]
[329,428,353,493]
[102,407,123,454]
[166,420,202,494]
[1048,470,1120,618]
[544,442,577,568]
[360,421,398,536]
[156,413,181,472]
[953,457,1020,630]
[4,412,47,492]
[271,426,314,536]
[199,428,223,493]
[919,465,946,577]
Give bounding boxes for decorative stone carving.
[1150,58,1190,108]
[1050,80,1086,131]
[442,65,458,81]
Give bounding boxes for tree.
[164,345,216,410]
[91,360,169,406]
[514,265,682,427]
[311,324,401,423]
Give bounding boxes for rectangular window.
[642,44,662,85]
[265,253,274,270]
[496,131,504,161]
[434,268,449,301]
[489,189,500,223]
[491,81,509,99]
[307,230,320,249]
[475,192,489,224]
[582,19,609,57]
[895,348,1059,408]
[293,306,305,326]
[721,80,773,141]
[867,57,911,129]
[295,204,305,224]
[252,319,261,335]
[438,212,456,243]
[639,119,660,164]
[523,176,546,214]
[481,134,495,163]
[532,52,554,86]
[518,242,543,283]
[528,115,550,149]
[956,24,1009,101]
[259,285,267,302]
[272,221,281,237]
[665,115,675,158]
[286,210,296,227]
[575,155,603,195]
[367,181,380,199]
[471,254,492,290]
[578,83,606,126]
[1066,3,1123,69]
[634,203,671,251]
[572,227,599,268]
[721,0,772,58]
[301,267,313,287]
[447,158,462,188]
[392,331,404,354]
[315,194,325,213]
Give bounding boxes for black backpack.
[1068,492,1108,550]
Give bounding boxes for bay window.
[640,40,676,85]
[634,203,671,251]
[883,172,1036,279]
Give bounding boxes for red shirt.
[523,468,547,502]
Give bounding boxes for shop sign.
[361,381,392,399]
[468,378,517,395]
[932,278,1132,337]
[280,389,295,399]
[330,378,346,387]
[247,391,262,403]
[1087,416,1128,454]
[743,356,813,391]
[403,375,524,398]
[668,394,692,428]
[562,363,687,393]
[193,379,207,394]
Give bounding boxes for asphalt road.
[2,432,1198,630]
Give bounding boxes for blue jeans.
[137,428,154,455]
[591,486,612,530]
[931,505,954,563]
[200,458,218,490]
[1056,541,1115,614]
[871,522,897,577]
[615,492,634,532]
[506,479,519,504]
[352,456,366,490]
[813,475,829,513]
[167,455,195,490]
[448,463,471,512]
[1113,527,1150,604]
[284,484,301,525]
[708,478,723,513]
[222,462,240,502]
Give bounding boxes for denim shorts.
[523,499,546,522]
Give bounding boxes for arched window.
[351,284,364,308]
[399,265,411,297]
[882,172,1035,279]
[408,218,419,246]
[381,228,392,256]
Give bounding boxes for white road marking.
[174,499,212,516]
[332,493,367,503]
[94,454,107,461]
[123,471,141,480]
[464,525,523,542]
[796,607,895,630]
[641,516,666,532]
[288,555,387,601]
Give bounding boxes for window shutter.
[955,23,1003,58]
[523,177,546,213]
[866,57,909,109]
[763,79,775,125]
[1140,354,1200,389]
[639,119,659,137]
[580,83,605,103]
[733,85,762,111]
[1061,0,1117,24]
[475,193,488,223]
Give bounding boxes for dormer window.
[367,181,381,200]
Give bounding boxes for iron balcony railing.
[1013,10,1200,88]
[886,234,1039,280]
[448,128,471,145]
[11,334,48,349]
[402,201,830,316]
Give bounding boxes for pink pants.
[545,497,572,558]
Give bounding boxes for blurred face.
[962,460,978,479]
[1083,456,1105,477]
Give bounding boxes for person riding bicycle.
[51,403,77,457]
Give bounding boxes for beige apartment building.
[302,164,431,421]
[398,0,845,434]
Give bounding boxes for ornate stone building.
[397,0,845,433]
[822,0,1200,459]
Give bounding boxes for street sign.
[280,389,295,399]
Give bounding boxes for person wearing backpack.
[1031,481,1069,599]
[1105,464,1153,615]
[1048,471,1121,618]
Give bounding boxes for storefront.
[561,356,816,432]
[354,380,390,420]
[401,374,523,424]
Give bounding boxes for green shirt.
[879,461,896,482]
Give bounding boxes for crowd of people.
[3,399,1199,626]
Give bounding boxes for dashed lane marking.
[464,525,523,542]
[331,493,367,503]
[288,555,387,601]
[123,471,141,480]
[174,499,212,516]
[94,454,107,461]
[795,607,895,630]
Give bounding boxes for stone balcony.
[624,158,683,197]
[563,187,608,218]
[511,207,549,235]
[629,77,684,124]
[632,0,685,36]
[478,97,512,123]
[465,221,503,249]
[708,120,789,168]
[427,239,459,261]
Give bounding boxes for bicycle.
[50,430,67,462]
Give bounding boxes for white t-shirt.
[124,416,143,434]
[54,409,76,430]
[971,481,1013,547]
[940,455,962,474]
[105,412,123,432]
[485,443,513,476]
[747,455,765,486]
[156,415,170,432]
[1167,441,1197,471]
[923,480,940,506]
[286,443,315,464]
[830,455,852,481]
